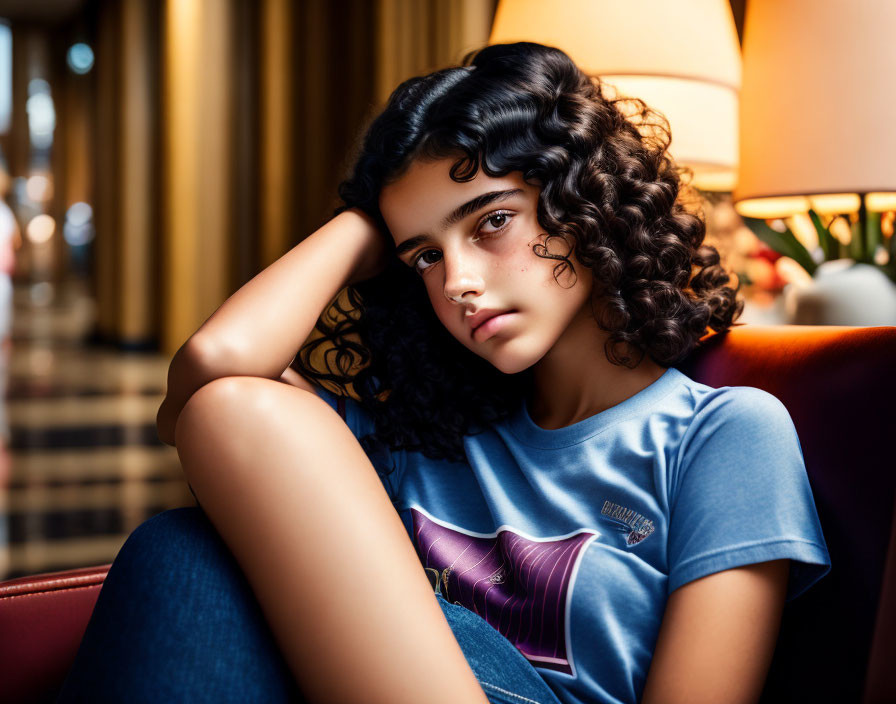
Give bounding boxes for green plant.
[740,208,896,284]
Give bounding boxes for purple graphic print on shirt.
[411,506,598,676]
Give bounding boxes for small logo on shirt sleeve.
[601,500,655,546]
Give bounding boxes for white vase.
[782,259,896,326]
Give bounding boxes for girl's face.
[379,156,595,374]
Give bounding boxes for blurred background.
[0,0,893,580]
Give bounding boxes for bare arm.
[277,364,318,393]
[156,208,389,446]
[640,559,789,704]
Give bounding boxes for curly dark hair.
[292,41,744,480]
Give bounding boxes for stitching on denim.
[479,680,544,704]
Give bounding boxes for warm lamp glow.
[828,217,852,245]
[489,0,741,192]
[734,196,810,219]
[733,0,896,218]
[600,77,738,191]
[786,213,820,251]
[867,193,896,212]
[808,194,862,215]
[736,191,896,220]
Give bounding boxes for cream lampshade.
[488,0,742,191]
[733,0,896,219]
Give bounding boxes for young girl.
[58,42,830,704]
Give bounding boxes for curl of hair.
[293,41,744,475]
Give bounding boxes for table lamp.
[733,0,896,240]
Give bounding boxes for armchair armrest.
[0,565,110,704]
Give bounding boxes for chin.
[445,325,549,374]
[490,358,534,375]
[479,341,548,376]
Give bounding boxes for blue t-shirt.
[315,366,831,704]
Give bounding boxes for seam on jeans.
[479,680,544,704]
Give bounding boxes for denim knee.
[104,506,268,631]
[56,507,304,703]
[98,507,232,604]
[118,507,220,565]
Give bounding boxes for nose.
[442,246,485,304]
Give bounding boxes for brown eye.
[412,249,442,274]
[486,213,507,228]
[477,210,514,236]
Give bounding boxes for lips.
[467,308,513,334]
[467,308,516,337]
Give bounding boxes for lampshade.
[488,0,742,191]
[733,0,896,218]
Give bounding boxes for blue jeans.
[55,507,563,704]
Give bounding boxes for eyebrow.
[394,188,524,258]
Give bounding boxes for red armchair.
[2,325,895,704]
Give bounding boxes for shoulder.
[679,382,795,450]
[669,381,806,500]
[665,381,831,601]
[636,369,791,435]
[686,379,789,420]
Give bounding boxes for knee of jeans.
[128,506,210,540]
[115,506,224,571]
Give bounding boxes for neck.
[526,304,668,430]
